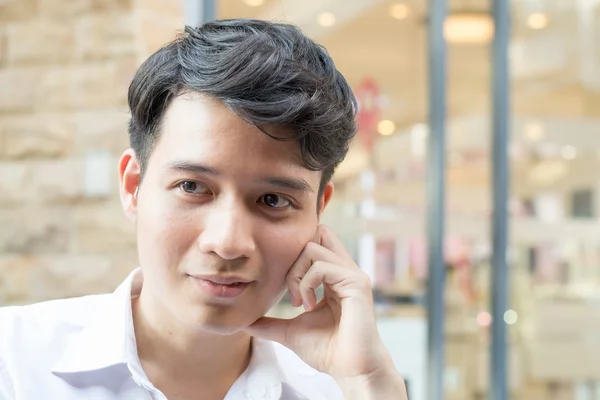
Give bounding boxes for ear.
[118,149,141,221]
[317,181,334,218]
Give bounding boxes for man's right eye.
[178,181,208,195]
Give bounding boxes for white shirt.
[0,268,344,400]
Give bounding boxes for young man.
[0,20,407,399]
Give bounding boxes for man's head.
[119,19,357,334]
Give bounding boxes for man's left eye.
[178,181,209,195]
[260,194,291,208]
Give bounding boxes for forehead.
[152,93,307,174]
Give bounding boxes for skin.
[118,92,407,399]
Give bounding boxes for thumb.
[244,316,290,346]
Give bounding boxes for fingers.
[286,224,362,308]
[286,241,344,307]
[299,261,370,311]
[244,316,290,345]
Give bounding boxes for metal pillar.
[202,0,216,23]
[426,0,447,398]
[490,0,511,399]
[183,0,217,26]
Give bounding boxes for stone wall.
[0,0,184,305]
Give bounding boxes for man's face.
[121,93,332,334]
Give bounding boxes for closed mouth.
[186,274,253,285]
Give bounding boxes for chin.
[180,306,256,335]
[193,323,244,336]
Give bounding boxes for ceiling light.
[444,13,494,44]
[378,120,395,136]
[317,12,336,27]
[561,145,577,160]
[528,13,548,30]
[504,309,518,325]
[477,311,492,327]
[390,4,410,20]
[524,121,544,141]
[244,0,264,6]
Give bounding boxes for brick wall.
[0,0,184,304]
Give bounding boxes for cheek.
[136,190,199,261]
[261,220,318,282]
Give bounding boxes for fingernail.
[293,296,301,308]
[303,301,309,312]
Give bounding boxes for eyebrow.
[167,161,220,175]
[261,177,314,193]
[166,161,314,193]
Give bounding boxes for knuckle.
[355,272,372,288]
[311,260,327,271]
[298,279,311,293]
[304,241,319,252]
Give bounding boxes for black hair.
[128,19,357,197]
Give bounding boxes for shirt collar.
[229,338,283,400]
[50,268,283,399]
[51,268,142,376]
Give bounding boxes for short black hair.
[128,19,357,197]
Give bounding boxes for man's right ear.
[118,149,141,222]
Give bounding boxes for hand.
[244,225,406,399]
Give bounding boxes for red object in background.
[409,237,427,280]
[355,78,382,153]
[375,240,396,287]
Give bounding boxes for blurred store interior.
[2,0,600,399]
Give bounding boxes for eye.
[178,181,209,195]
[260,194,291,208]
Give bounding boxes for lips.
[188,274,253,285]
[187,274,253,299]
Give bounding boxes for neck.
[131,286,252,392]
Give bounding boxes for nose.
[197,199,256,260]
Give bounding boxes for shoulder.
[0,294,113,397]
[0,294,111,332]
[0,294,111,356]
[268,341,345,400]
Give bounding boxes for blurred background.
[2,0,600,399]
